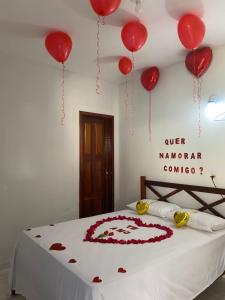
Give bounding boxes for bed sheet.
[10,210,225,300]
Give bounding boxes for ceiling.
[0,0,225,82]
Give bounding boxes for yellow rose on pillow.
[136,200,150,215]
[174,211,190,228]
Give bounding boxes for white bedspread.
[10,210,225,300]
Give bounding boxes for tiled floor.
[0,269,225,300]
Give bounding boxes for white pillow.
[127,199,180,218]
[167,209,225,232]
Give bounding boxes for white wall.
[0,53,119,268]
[119,45,225,212]
[2,43,225,269]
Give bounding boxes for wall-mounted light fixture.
[205,95,225,121]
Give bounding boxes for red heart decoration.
[92,276,102,283]
[84,216,173,245]
[49,243,66,251]
[185,47,213,78]
[68,259,77,264]
[118,267,127,273]
[141,67,160,92]
[35,235,41,238]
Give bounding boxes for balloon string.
[192,49,197,103]
[61,63,66,127]
[193,76,197,103]
[191,49,201,137]
[149,92,152,142]
[198,97,201,138]
[198,77,202,100]
[131,51,135,68]
[101,16,105,25]
[96,16,101,95]
[125,78,129,121]
[130,62,135,136]
[197,78,202,138]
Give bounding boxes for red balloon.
[119,57,133,75]
[141,67,160,91]
[121,21,148,52]
[185,47,213,78]
[90,0,121,17]
[45,31,72,64]
[178,14,205,50]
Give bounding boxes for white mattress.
[10,210,225,300]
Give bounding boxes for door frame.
[79,111,114,218]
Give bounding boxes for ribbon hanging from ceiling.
[141,67,160,142]
[121,21,148,136]
[119,56,133,134]
[90,0,121,95]
[177,13,208,138]
[185,47,213,137]
[45,31,73,127]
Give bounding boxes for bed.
[10,177,225,300]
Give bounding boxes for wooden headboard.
[140,176,225,219]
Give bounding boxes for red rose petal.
[49,243,66,251]
[68,259,77,263]
[118,267,127,273]
[92,276,102,283]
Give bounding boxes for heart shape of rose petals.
[118,267,127,273]
[185,47,213,78]
[84,216,173,245]
[92,276,102,283]
[49,243,66,251]
[68,259,77,263]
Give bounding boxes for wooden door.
[79,111,114,218]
